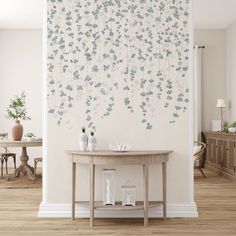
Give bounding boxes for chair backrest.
[0,133,9,153]
[194,141,206,161]
[0,133,8,139]
[194,141,206,155]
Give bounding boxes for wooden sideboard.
[203,131,236,180]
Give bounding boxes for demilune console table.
[67,150,172,227]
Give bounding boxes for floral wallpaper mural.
[48,0,190,130]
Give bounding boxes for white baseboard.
[38,202,198,218]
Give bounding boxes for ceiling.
[0,0,235,29]
[193,0,236,29]
[0,0,43,29]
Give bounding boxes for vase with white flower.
[79,127,88,151]
[88,131,97,151]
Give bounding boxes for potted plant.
[6,92,31,141]
[224,121,236,133]
[25,132,36,141]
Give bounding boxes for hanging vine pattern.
[47,0,190,130]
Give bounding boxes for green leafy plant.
[224,121,236,132]
[25,132,35,138]
[6,92,31,121]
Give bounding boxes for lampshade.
[216,99,226,108]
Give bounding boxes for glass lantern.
[103,169,116,206]
[122,180,136,206]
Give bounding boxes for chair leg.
[198,168,206,178]
[5,158,8,175]
[1,159,3,178]
[33,160,37,183]
[13,156,16,169]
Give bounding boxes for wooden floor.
[0,169,236,236]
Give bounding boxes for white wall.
[39,0,197,218]
[194,30,226,131]
[226,20,236,122]
[0,30,43,166]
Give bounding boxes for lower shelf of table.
[75,201,163,211]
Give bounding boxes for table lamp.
[216,99,226,131]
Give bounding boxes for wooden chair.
[0,133,16,178]
[33,157,42,183]
[194,141,207,177]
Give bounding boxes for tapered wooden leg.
[162,162,167,220]
[72,162,76,220]
[90,163,95,227]
[143,164,149,226]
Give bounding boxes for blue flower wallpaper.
[47,0,190,130]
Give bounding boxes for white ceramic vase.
[79,132,88,151]
[88,135,96,152]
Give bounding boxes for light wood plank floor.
[0,169,235,236]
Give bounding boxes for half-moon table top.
[67,150,172,165]
[0,140,42,147]
[67,150,172,156]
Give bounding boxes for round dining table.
[0,140,42,180]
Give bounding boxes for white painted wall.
[194,30,226,131]
[0,0,43,29]
[226,20,236,122]
[39,0,197,218]
[193,0,236,29]
[0,30,43,166]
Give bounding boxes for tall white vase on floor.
[79,127,88,151]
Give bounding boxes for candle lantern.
[103,169,116,206]
[122,180,136,206]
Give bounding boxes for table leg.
[90,163,95,227]
[143,164,149,226]
[162,161,167,220]
[7,146,35,180]
[72,162,76,220]
[1,159,4,178]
